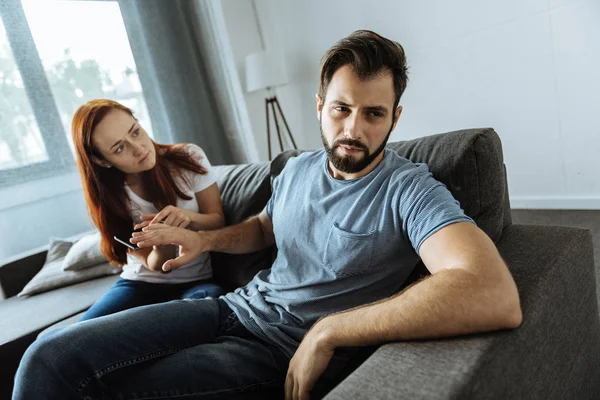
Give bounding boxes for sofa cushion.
[213,163,272,225]
[387,128,509,242]
[210,163,275,290]
[62,232,107,271]
[37,311,87,339]
[44,237,73,264]
[0,274,118,346]
[271,128,509,242]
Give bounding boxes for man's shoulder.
[380,151,448,204]
[280,149,324,174]
[383,149,431,181]
[294,149,325,163]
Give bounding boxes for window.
[0,0,152,188]
[0,17,48,172]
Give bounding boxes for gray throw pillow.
[45,237,73,264]
[62,232,107,271]
[18,237,120,297]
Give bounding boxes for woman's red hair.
[72,99,207,266]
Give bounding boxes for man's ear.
[316,94,323,120]
[391,105,403,132]
[91,155,111,168]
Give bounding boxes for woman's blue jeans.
[80,277,224,321]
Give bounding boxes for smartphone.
[114,236,139,250]
[113,228,143,251]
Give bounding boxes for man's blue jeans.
[13,299,291,399]
[13,298,355,399]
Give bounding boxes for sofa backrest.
[210,162,275,290]
[390,128,510,242]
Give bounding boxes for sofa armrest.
[325,225,600,399]
[0,246,47,299]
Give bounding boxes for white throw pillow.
[62,232,107,271]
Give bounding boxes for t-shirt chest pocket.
[322,223,377,276]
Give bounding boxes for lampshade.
[245,51,288,93]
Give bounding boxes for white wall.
[222,0,600,209]
[0,173,93,260]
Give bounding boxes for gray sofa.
[1,127,598,399]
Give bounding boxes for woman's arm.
[135,183,225,231]
[127,245,178,272]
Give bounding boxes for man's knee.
[20,326,74,373]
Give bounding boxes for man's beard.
[320,117,394,174]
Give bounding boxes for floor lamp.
[245,51,297,160]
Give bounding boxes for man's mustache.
[332,139,368,152]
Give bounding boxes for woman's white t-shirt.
[120,144,217,284]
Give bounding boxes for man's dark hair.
[319,30,409,109]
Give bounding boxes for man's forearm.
[204,216,273,254]
[313,267,522,349]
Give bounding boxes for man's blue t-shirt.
[223,148,473,357]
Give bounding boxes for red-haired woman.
[72,99,225,321]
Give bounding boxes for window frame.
[0,0,78,188]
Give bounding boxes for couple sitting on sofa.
[13,30,522,400]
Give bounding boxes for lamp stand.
[265,95,297,160]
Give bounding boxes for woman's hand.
[131,224,210,271]
[134,205,193,230]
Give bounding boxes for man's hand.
[285,323,335,400]
[134,205,193,230]
[131,224,209,271]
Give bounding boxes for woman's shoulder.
[181,143,207,159]
[171,144,215,190]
